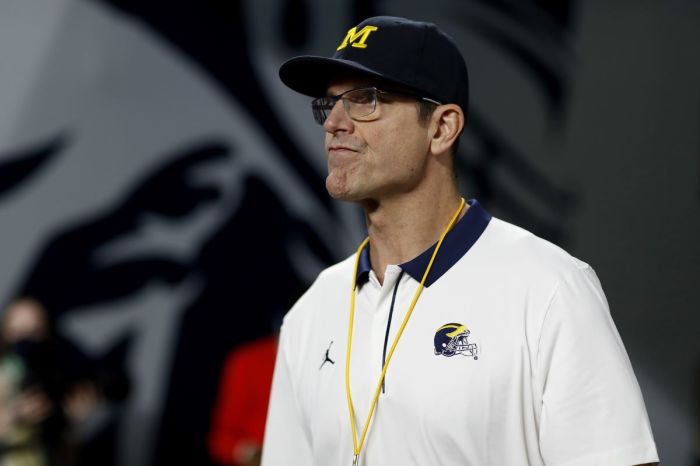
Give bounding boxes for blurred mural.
[0,0,698,465]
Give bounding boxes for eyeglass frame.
[311,86,442,125]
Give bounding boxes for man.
[262,16,659,466]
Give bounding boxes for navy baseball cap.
[279,16,469,113]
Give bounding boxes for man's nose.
[323,100,353,133]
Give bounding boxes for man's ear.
[429,104,464,155]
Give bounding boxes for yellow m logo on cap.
[336,25,379,51]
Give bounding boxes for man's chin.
[325,175,376,203]
[325,176,352,200]
[326,188,357,201]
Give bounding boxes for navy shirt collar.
[356,199,492,287]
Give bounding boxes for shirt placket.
[351,266,405,414]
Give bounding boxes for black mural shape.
[426,0,579,243]
[350,0,380,25]
[466,21,569,118]
[19,140,230,316]
[0,133,68,200]
[153,174,332,466]
[457,113,575,244]
[99,0,333,215]
[18,135,332,466]
[278,0,379,50]
[460,1,573,117]
[74,333,132,466]
[483,0,573,37]
[281,0,311,50]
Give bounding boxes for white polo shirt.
[262,200,658,466]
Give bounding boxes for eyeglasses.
[311,87,441,125]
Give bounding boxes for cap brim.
[279,55,413,98]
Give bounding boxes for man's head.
[279,17,469,202]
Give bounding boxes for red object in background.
[208,336,278,465]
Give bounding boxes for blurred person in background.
[208,335,277,466]
[208,301,302,466]
[0,298,128,466]
[0,297,50,466]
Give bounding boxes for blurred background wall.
[0,0,698,465]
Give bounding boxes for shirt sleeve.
[261,323,313,466]
[536,265,659,466]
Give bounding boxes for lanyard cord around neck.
[345,197,466,462]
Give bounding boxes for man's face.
[322,79,432,203]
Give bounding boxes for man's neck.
[362,190,466,285]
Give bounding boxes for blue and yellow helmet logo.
[434,323,478,359]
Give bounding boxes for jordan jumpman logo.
[319,340,335,370]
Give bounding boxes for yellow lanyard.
[345,198,466,465]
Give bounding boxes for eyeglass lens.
[311,88,378,125]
